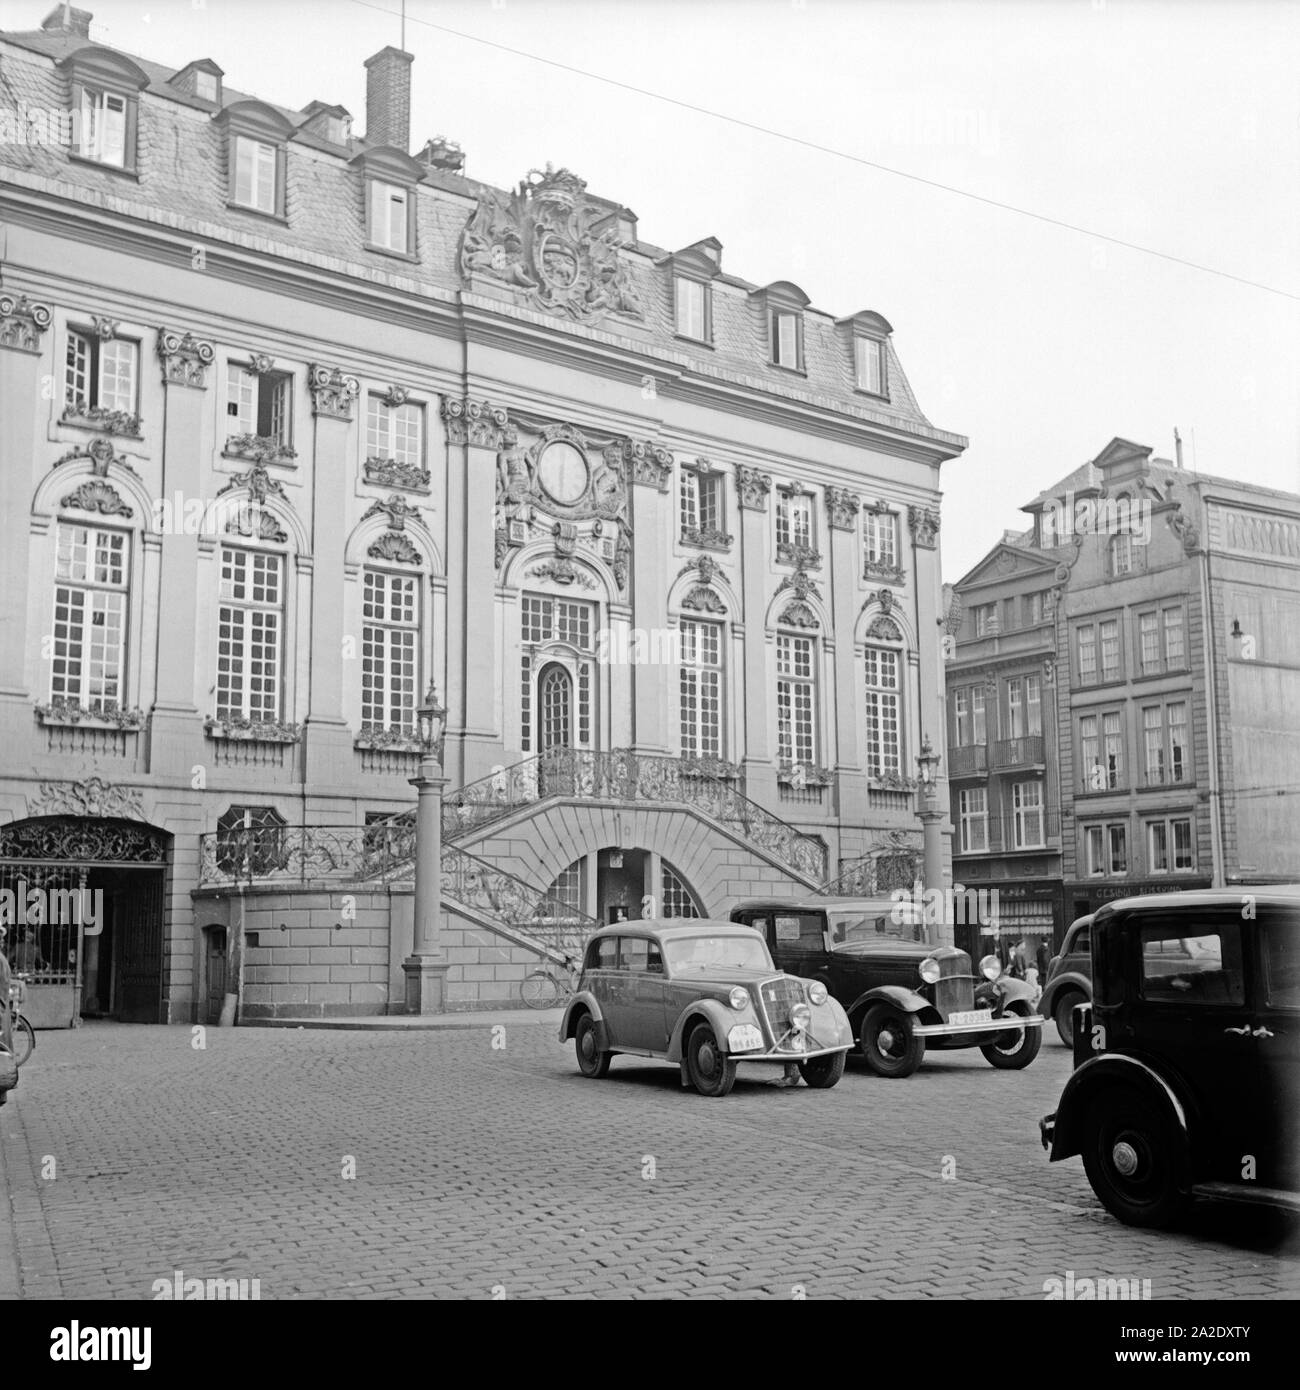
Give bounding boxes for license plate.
[949,1009,993,1026]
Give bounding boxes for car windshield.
[663,934,772,973]
[828,908,925,945]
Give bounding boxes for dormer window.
[59,47,149,174]
[350,145,424,260]
[218,102,293,219]
[753,282,811,372]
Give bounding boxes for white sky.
[15,0,1298,582]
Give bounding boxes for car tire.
[1081,1090,1190,1229]
[574,1014,610,1078]
[860,1004,925,1078]
[1052,989,1086,1048]
[980,1011,1042,1069]
[685,1022,737,1097]
[797,1051,846,1089]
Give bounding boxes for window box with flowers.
[204,715,302,744]
[60,400,143,438]
[353,726,425,754]
[35,699,145,731]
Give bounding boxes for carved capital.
[309,363,361,420]
[736,465,773,511]
[442,396,511,448]
[157,327,216,388]
[826,486,861,531]
[908,505,940,548]
[0,293,53,353]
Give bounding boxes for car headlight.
[790,1002,812,1031]
[728,986,750,1011]
[807,981,828,1005]
[919,957,941,985]
[979,954,1002,981]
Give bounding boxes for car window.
[587,937,619,971]
[1139,925,1243,1006]
[773,913,824,951]
[663,934,772,973]
[1262,912,1300,1010]
[621,938,665,974]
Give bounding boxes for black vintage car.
[1041,887,1300,1227]
[731,897,1043,1077]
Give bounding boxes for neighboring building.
[951,435,1300,953]
[0,7,965,1021]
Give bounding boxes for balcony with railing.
[954,809,1062,857]
[992,735,1046,770]
[947,742,988,777]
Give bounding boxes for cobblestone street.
[1,1021,1296,1300]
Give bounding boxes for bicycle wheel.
[520,970,561,1009]
[13,1017,34,1068]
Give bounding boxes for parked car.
[558,919,854,1096]
[1040,886,1300,1228]
[730,897,1043,1077]
[1038,914,1094,1046]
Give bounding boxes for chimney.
[41,5,93,37]
[364,46,414,152]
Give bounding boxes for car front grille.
[757,976,805,1034]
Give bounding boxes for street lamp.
[405,681,450,1013]
[914,733,949,946]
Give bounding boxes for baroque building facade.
[0,7,964,1021]
[950,436,1300,955]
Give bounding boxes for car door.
[1124,907,1263,1183]
[619,936,670,1052]
[1253,905,1300,1189]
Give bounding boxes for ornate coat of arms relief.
[459,166,642,324]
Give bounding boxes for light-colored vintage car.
[558,919,854,1097]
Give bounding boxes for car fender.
[558,991,607,1048]
[1039,970,1091,1016]
[1045,1054,1190,1167]
[846,985,939,1029]
[665,1000,735,1064]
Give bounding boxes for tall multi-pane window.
[227,363,291,445]
[776,492,813,551]
[863,646,901,776]
[366,395,423,465]
[216,547,283,721]
[959,788,988,853]
[1100,618,1121,681]
[1013,781,1045,848]
[361,570,419,733]
[679,619,723,759]
[233,135,278,213]
[776,633,816,765]
[863,510,897,569]
[65,331,138,415]
[78,87,127,166]
[51,524,128,710]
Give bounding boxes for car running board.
[1189,1181,1300,1213]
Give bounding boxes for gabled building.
[0,7,966,1021]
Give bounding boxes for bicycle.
[8,975,35,1068]
[519,956,580,1009]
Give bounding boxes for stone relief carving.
[459,165,642,324]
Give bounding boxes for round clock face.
[537,442,589,505]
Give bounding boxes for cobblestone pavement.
[1,1021,1296,1300]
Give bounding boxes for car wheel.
[574,1014,610,1078]
[860,1004,925,1078]
[1081,1091,1190,1229]
[980,1012,1042,1069]
[797,1051,846,1089]
[1052,990,1085,1048]
[685,1022,737,1097]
